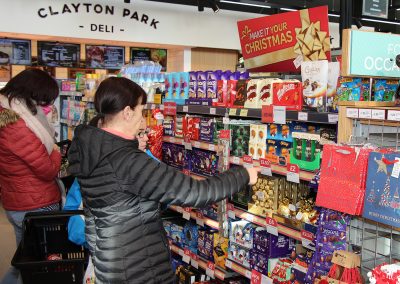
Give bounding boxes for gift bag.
[83,256,95,284]
[316,145,373,215]
[362,151,400,228]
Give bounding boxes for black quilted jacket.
[68,125,249,284]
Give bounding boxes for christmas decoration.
[375,156,388,175]
[379,177,391,208]
[367,181,376,203]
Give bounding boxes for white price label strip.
[183,106,189,112]
[182,209,191,220]
[261,167,272,176]
[328,114,338,123]
[346,108,359,118]
[387,110,400,121]
[210,108,216,115]
[182,252,190,264]
[359,109,372,119]
[273,106,286,124]
[191,256,199,269]
[232,157,241,165]
[225,259,233,269]
[208,144,216,151]
[371,109,385,120]
[298,112,308,121]
[287,171,300,183]
[194,141,201,148]
[245,270,252,279]
[206,262,215,279]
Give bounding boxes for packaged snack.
[172,72,181,100]
[198,228,216,261]
[327,62,340,112]
[249,124,259,143]
[164,73,173,101]
[175,115,184,138]
[213,233,229,269]
[197,72,207,99]
[230,79,248,108]
[199,117,215,143]
[189,71,198,99]
[215,80,229,107]
[183,221,199,254]
[206,70,222,99]
[229,220,257,249]
[248,176,279,216]
[183,116,201,141]
[191,148,218,177]
[228,243,251,269]
[162,143,185,169]
[272,80,303,110]
[301,60,328,110]
[361,78,371,101]
[258,79,279,107]
[252,229,294,258]
[244,79,259,109]
[337,77,362,101]
[250,249,269,275]
[179,72,190,101]
[249,143,258,160]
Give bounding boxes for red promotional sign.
[266,217,277,227]
[163,102,177,116]
[259,158,271,168]
[243,155,253,164]
[237,6,331,72]
[251,270,262,284]
[182,169,190,175]
[301,230,314,241]
[287,163,299,174]
[261,105,273,123]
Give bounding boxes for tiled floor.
[0,205,16,280]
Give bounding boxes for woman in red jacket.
[0,69,61,284]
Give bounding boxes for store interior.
[0,0,400,283]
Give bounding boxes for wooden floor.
[0,205,16,280]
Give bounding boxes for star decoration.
[375,157,388,175]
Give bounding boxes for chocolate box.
[175,115,184,138]
[228,243,251,269]
[230,79,248,108]
[163,116,175,136]
[164,73,173,101]
[230,124,250,157]
[253,229,294,258]
[183,116,201,141]
[199,117,215,143]
[172,72,181,100]
[215,80,229,107]
[206,70,222,100]
[162,142,185,170]
[183,221,198,254]
[213,233,229,270]
[229,220,257,249]
[272,80,303,111]
[244,79,259,109]
[179,72,190,102]
[198,228,217,261]
[196,71,207,99]
[191,148,218,177]
[189,71,198,99]
[250,249,269,276]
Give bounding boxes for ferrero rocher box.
[237,6,331,72]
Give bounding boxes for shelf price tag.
[151,104,156,110]
[184,134,192,150]
[206,261,215,279]
[259,158,272,176]
[193,141,201,148]
[273,106,286,124]
[265,217,279,236]
[227,203,236,219]
[359,109,372,119]
[229,108,237,116]
[232,156,241,165]
[195,212,205,227]
[182,207,191,220]
[391,158,400,178]
[298,112,308,121]
[346,108,359,118]
[328,114,339,123]
[245,270,252,279]
[240,109,249,117]
[183,105,189,112]
[225,259,233,269]
[208,144,216,151]
[387,110,400,121]
[183,248,191,264]
[243,155,253,168]
[301,230,316,251]
[210,108,216,115]
[182,169,190,176]
[251,270,262,284]
[191,252,199,269]
[163,102,177,116]
[261,105,273,123]
[371,109,385,120]
[223,117,230,124]
[286,163,300,183]
[219,130,231,139]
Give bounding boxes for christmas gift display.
[363,151,400,228]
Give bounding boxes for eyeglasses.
[137,130,149,138]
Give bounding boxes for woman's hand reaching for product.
[246,167,260,185]
[53,144,60,152]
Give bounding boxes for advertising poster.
[38,42,80,68]
[86,45,125,69]
[131,47,167,71]
[237,6,331,72]
[0,39,31,65]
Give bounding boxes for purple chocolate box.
[250,249,269,276]
[198,229,216,261]
[162,143,185,170]
[191,148,218,177]
[189,71,198,99]
[199,117,215,142]
[197,72,207,99]
[206,70,222,99]
[253,229,294,258]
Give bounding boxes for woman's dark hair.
[90,77,147,127]
[0,68,59,115]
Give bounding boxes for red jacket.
[0,106,61,211]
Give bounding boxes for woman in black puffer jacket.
[68,77,259,284]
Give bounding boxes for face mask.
[41,105,52,115]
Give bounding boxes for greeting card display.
[316,145,373,215]
[363,152,400,228]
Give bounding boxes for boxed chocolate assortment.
[228,243,251,269]
[190,148,218,177]
[163,116,175,136]
[248,175,279,217]
[162,142,185,170]
[198,228,217,261]
[183,221,199,254]
[229,220,257,249]
[213,233,229,270]
[230,121,252,157]
[199,117,215,143]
